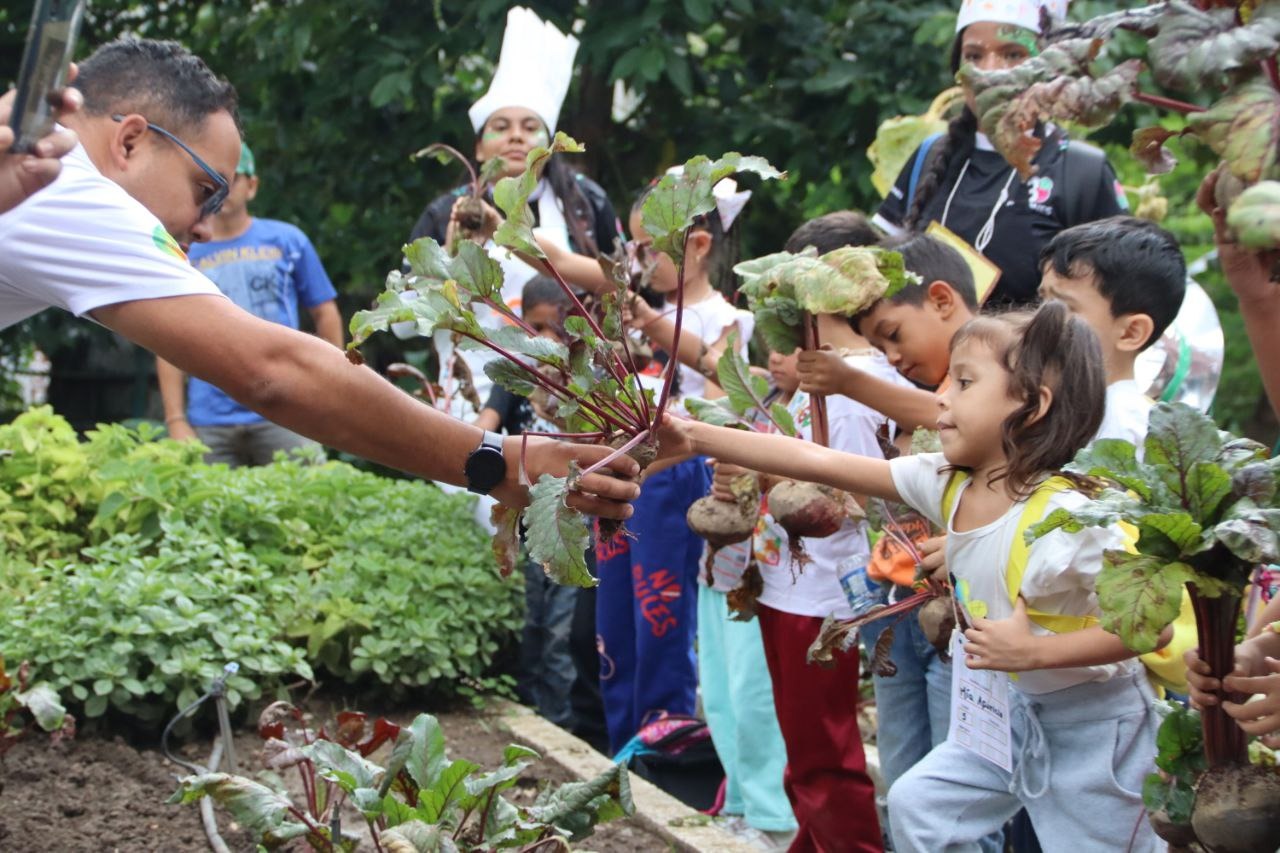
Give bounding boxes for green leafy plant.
[0,657,74,764]
[1143,702,1206,836]
[0,410,520,721]
[1031,401,1280,849]
[170,701,633,852]
[960,0,1280,253]
[346,138,782,586]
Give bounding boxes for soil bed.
[0,705,667,852]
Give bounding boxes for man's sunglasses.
[111,114,230,219]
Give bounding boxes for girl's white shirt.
[890,452,1141,694]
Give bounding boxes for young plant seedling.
[348,137,783,586]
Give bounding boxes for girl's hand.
[918,535,948,579]
[654,411,697,460]
[963,597,1035,672]
[623,292,660,330]
[1222,657,1280,748]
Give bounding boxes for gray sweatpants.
[194,421,319,468]
[888,671,1161,853]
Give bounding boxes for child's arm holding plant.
[660,417,900,502]
[629,296,736,394]
[964,598,1173,671]
[796,347,939,431]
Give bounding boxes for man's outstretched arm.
[94,294,639,516]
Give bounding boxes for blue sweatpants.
[697,585,797,833]
[595,457,710,753]
[888,671,1161,853]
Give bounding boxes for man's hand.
[166,418,199,443]
[1196,167,1280,305]
[0,80,82,215]
[1223,657,1280,748]
[963,597,1035,672]
[797,346,855,396]
[492,435,640,520]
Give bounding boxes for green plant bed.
[0,408,521,723]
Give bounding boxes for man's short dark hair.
[850,233,977,333]
[1038,216,1186,351]
[784,211,881,254]
[76,36,239,134]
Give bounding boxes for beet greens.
[347,135,782,586]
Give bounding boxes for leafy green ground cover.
[0,408,521,723]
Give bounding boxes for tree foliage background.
[0,0,1272,441]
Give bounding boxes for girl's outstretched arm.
[657,416,900,501]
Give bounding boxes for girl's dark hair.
[905,108,978,230]
[949,301,1106,498]
[545,157,599,257]
[630,186,743,298]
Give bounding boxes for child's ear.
[1027,384,1054,425]
[1114,313,1156,354]
[688,229,714,266]
[926,280,958,318]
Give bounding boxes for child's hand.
[962,597,1035,672]
[654,411,697,460]
[1223,657,1280,749]
[710,460,751,502]
[797,346,855,396]
[918,535,948,579]
[1184,647,1224,710]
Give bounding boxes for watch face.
[466,447,506,493]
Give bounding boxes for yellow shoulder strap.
[1009,476,1099,634]
[940,471,968,526]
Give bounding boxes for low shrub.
[0,408,521,721]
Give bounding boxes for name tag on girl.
[948,632,1013,772]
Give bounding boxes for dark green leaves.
[1226,180,1280,249]
[1142,702,1205,825]
[1148,1,1280,92]
[1096,552,1193,654]
[526,475,595,587]
[492,133,587,259]
[1186,78,1280,185]
[641,153,784,264]
[168,774,307,845]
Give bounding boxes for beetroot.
[687,495,758,549]
[766,480,864,566]
[917,595,956,655]
[1191,764,1280,853]
[726,562,764,622]
[454,196,486,234]
[1148,808,1199,849]
[594,436,657,544]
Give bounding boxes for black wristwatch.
[464,430,507,495]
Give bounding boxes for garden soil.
[0,708,668,852]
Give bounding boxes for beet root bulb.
[1191,764,1280,853]
[687,495,758,549]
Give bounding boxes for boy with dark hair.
[798,233,979,430]
[784,210,881,255]
[1038,215,1187,448]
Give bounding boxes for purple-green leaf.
[1096,552,1194,655]
[525,474,595,587]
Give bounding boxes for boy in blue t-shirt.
[157,143,342,466]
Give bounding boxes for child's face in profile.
[628,209,679,294]
[1037,265,1124,362]
[768,348,800,394]
[524,302,566,342]
[936,336,1020,470]
[859,299,955,387]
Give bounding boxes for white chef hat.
[468,7,580,135]
[955,0,1069,34]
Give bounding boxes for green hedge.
[0,408,521,722]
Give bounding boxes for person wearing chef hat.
[872,0,1129,307]
[405,7,621,419]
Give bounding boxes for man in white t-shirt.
[0,37,637,516]
[1037,216,1187,453]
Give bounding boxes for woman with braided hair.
[872,0,1129,307]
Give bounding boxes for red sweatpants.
[757,604,882,853]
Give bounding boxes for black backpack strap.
[1060,140,1109,227]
